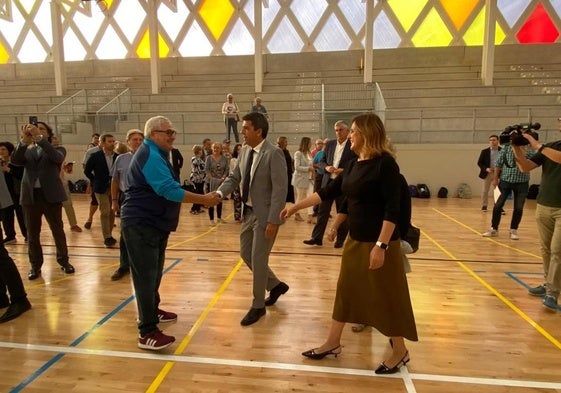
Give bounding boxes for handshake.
[199,191,222,207]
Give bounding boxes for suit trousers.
[62,183,78,227]
[95,190,115,240]
[535,204,561,299]
[0,227,27,304]
[122,224,168,336]
[240,207,281,308]
[1,203,27,240]
[311,182,348,244]
[24,189,69,269]
[480,175,493,208]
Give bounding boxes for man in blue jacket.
[120,116,219,351]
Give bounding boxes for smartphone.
[29,116,38,125]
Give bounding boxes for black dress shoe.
[0,298,32,323]
[61,264,75,274]
[240,307,266,326]
[375,351,410,374]
[265,282,289,306]
[334,242,344,249]
[302,345,342,359]
[303,239,322,246]
[28,269,41,280]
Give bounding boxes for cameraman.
[513,126,561,312]
[482,143,534,240]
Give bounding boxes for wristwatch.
[375,241,389,250]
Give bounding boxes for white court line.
[1,341,560,391]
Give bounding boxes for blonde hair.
[351,113,395,159]
[192,144,202,154]
[115,141,130,154]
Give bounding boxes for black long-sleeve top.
[317,154,401,242]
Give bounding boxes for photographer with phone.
[12,120,73,280]
[513,119,561,312]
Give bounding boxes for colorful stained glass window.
[516,3,560,43]
[0,0,561,64]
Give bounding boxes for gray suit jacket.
[218,139,287,225]
[12,139,67,205]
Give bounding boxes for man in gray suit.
[216,112,289,326]
[12,121,73,280]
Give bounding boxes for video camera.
[499,122,540,146]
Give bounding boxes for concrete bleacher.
[0,44,560,193]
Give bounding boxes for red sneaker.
[138,330,175,350]
[157,309,177,323]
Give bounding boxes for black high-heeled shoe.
[375,351,410,374]
[302,345,342,360]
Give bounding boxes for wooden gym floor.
[0,194,559,393]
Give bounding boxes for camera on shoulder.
[499,122,540,146]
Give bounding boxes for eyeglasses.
[153,129,176,136]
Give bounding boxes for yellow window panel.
[388,0,429,32]
[439,0,479,31]
[463,8,505,46]
[136,29,170,59]
[411,7,452,47]
[0,41,8,64]
[198,0,235,41]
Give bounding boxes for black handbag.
[405,225,420,253]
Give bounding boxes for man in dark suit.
[169,147,183,180]
[12,121,73,280]
[84,133,118,247]
[303,120,357,248]
[477,134,501,211]
[217,112,288,326]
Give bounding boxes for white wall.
[395,144,542,197]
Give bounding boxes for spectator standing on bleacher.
[222,93,240,143]
[251,97,268,119]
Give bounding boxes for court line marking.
[432,208,542,259]
[0,341,559,390]
[429,209,561,350]
[146,258,244,393]
[505,272,561,311]
[7,258,182,392]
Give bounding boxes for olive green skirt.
[332,238,418,341]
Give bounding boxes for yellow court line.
[422,219,561,351]
[167,213,234,249]
[146,258,244,393]
[432,208,541,259]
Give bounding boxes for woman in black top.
[281,113,417,374]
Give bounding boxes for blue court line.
[505,271,542,291]
[505,271,561,311]
[9,258,182,393]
